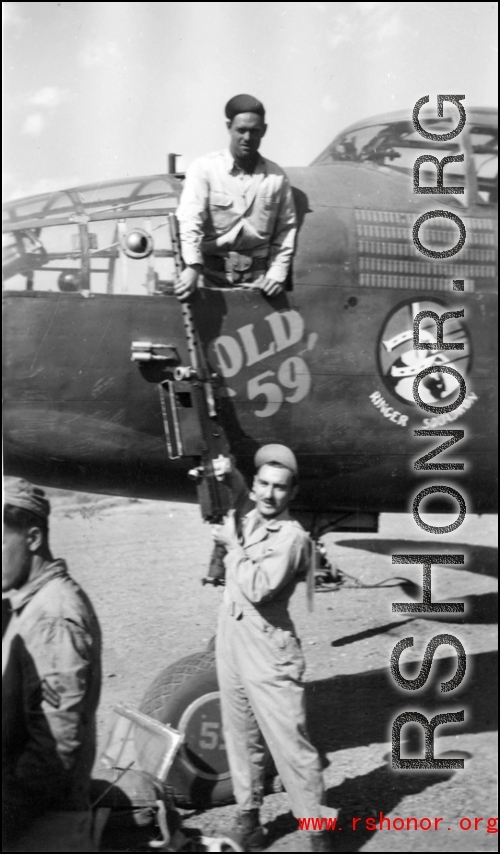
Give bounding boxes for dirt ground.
[45,491,498,852]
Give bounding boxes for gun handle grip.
[207,543,227,581]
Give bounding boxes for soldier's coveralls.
[216,507,324,816]
[177,148,297,287]
[2,560,102,852]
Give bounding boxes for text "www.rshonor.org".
[297,815,498,833]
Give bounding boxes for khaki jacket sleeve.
[266,176,297,283]
[224,526,309,604]
[225,464,254,520]
[177,159,209,266]
[7,617,95,810]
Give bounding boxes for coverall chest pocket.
[209,191,234,230]
[255,195,278,235]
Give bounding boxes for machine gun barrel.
[168,214,232,530]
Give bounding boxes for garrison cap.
[225,94,265,121]
[254,444,298,476]
[4,478,50,522]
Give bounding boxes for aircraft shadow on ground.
[258,651,498,849]
[336,537,498,578]
[331,591,498,649]
[335,540,498,579]
[265,764,457,850]
[324,764,458,852]
[305,650,497,756]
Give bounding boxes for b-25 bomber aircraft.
[2,107,498,809]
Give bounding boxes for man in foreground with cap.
[2,479,102,852]
[175,94,297,299]
[212,446,335,852]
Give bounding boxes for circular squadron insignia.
[378,300,471,408]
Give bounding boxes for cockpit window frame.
[2,174,181,295]
[311,112,497,211]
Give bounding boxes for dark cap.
[254,444,298,476]
[4,478,50,522]
[225,94,265,122]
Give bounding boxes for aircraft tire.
[139,650,275,809]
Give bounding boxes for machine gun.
[168,214,233,583]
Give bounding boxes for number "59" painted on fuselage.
[248,355,311,417]
[210,310,315,419]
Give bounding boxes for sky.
[2,1,498,200]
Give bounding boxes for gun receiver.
[168,214,232,530]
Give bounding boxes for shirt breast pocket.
[209,191,234,230]
[255,195,279,235]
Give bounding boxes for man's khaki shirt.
[177,149,297,283]
[223,508,311,625]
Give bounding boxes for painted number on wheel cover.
[177,694,229,779]
[199,720,225,751]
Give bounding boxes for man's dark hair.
[4,504,49,535]
[225,94,265,122]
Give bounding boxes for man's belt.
[223,591,295,628]
[204,252,268,284]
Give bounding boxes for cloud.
[327,14,352,49]
[326,3,402,51]
[5,86,69,119]
[3,2,27,29]
[375,14,400,40]
[79,40,120,67]
[320,95,338,112]
[15,86,69,137]
[22,113,45,136]
[29,87,69,109]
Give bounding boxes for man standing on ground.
[212,446,335,852]
[175,94,297,299]
[2,479,102,852]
